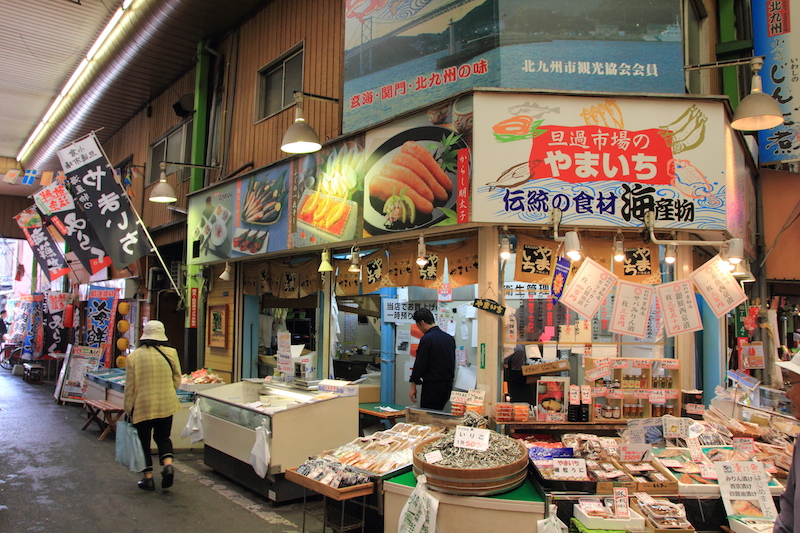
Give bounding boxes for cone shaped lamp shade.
[149,180,178,203]
[731,59,783,131]
[564,231,581,261]
[318,250,333,272]
[281,118,321,153]
[219,262,231,281]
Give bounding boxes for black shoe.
[161,465,174,489]
[138,477,155,491]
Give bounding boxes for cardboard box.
[318,379,358,396]
[358,384,380,403]
[522,360,570,376]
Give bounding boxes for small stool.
[23,363,45,384]
[82,399,125,440]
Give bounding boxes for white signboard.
[716,462,777,519]
[689,256,748,318]
[382,299,437,324]
[454,425,490,452]
[610,281,654,338]
[560,258,619,319]
[656,279,704,337]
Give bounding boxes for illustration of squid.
[668,159,722,207]
[580,99,624,128]
[659,105,707,153]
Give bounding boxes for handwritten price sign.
[552,458,588,480]
[454,425,490,452]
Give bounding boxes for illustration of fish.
[508,101,560,119]
[668,159,722,207]
[486,161,543,190]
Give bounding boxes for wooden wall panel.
[0,195,30,240]
[204,262,236,381]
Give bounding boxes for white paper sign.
[610,281,654,338]
[686,403,705,415]
[686,437,705,463]
[656,279,704,337]
[716,462,777,519]
[581,385,592,405]
[698,462,718,479]
[552,458,588,480]
[466,389,486,404]
[569,385,581,405]
[690,256,748,318]
[663,415,691,439]
[649,389,666,404]
[613,487,630,519]
[425,450,443,463]
[561,258,619,319]
[733,437,756,454]
[620,443,651,462]
[454,425,490,452]
[586,366,612,382]
[633,492,657,506]
[450,391,469,404]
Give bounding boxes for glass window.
[257,46,304,121]
[147,119,193,184]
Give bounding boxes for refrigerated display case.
[195,380,359,502]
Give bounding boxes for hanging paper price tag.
[581,385,591,405]
[613,487,630,519]
[453,425,490,452]
[569,385,581,405]
[699,462,718,479]
[686,437,705,463]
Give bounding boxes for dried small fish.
[417,431,524,469]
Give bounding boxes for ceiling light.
[318,249,334,273]
[500,236,511,260]
[731,57,784,131]
[281,92,339,154]
[612,232,625,263]
[416,235,428,267]
[727,238,744,265]
[348,246,361,273]
[564,231,581,261]
[664,243,677,264]
[149,162,178,203]
[219,262,231,281]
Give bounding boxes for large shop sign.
[471,92,734,232]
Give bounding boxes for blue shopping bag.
[115,420,146,473]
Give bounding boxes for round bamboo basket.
[412,436,529,496]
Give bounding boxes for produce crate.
[284,468,374,501]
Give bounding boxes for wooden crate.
[285,468,374,501]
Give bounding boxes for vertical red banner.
[189,288,198,328]
[456,147,470,223]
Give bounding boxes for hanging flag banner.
[85,286,119,368]
[655,279,704,337]
[689,255,748,318]
[610,281,655,338]
[561,258,619,319]
[56,133,150,269]
[20,294,45,361]
[14,206,71,281]
[44,291,70,355]
[550,257,572,305]
[34,183,112,275]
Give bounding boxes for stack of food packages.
[181,368,224,384]
[295,423,446,488]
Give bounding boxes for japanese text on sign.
[689,256,748,318]
[454,425,490,452]
[610,281,654,338]
[716,462,777,518]
[656,279,703,337]
[561,258,619,319]
[552,458,588,480]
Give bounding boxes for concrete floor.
[0,368,315,532]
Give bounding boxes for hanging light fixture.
[500,236,511,260]
[318,249,334,272]
[281,92,340,154]
[612,231,625,263]
[664,243,677,265]
[416,235,428,267]
[732,260,756,282]
[731,57,784,131]
[727,238,744,265]
[348,246,361,273]
[219,262,231,281]
[149,162,178,203]
[564,231,581,261]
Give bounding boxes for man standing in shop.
[775,353,800,532]
[409,308,455,411]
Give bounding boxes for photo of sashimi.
[362,126,467,234]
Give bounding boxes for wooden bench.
[82,399,125,441]
[22,363,45,384]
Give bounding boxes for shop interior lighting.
[500,227,512,260]
[416,235,428,267]
[318,249,334,273]
[281,91,340,154]
[550,209,581,261]
[731,57,784,131]
[219,262,231,281]
[664,243,677,265]
[149,162,178,203]
[612,231,625,263]
[348,246,361,273]
[17,0,137,162]
[732,260,756,283]
[644,212,743,268]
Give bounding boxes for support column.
[476,226,502,414]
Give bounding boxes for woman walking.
[124,320,182,491]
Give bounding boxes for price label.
[611,359,629,369]
[659,459,685,468]
[552,458,588,480]
[425,450,443,463]
[762,461,777,474]
[591,387,607,398]
[453,425,490,452]
[664,415,690,439]
[686,403,705,415]
[633,389,650,399]
[662,359,680,370]
[733,437,755,454]
[686,437,705,463]
[620,443,650,462]
[450,391,469,403]
[613,487,630,519]
[466,389,486,405]
[586,366,612,382]
[546,412,566,422]
[608,389,624,399]
[569,385,581,405]
[633,359,650,369]
[634,491,657,506]
[596,357,612,368]
[699,462,718,479]
[649,389,666,404]
[665,389,679,400]
[581,385,592,405]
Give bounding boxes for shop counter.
[196,381,359,503]
[383,471,545,533]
